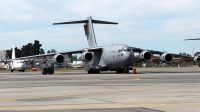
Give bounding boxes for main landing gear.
[10,69,25,72]
[116,68,129,73]
[88,69,100,74]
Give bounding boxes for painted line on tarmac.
[134,78,140,80]
[3,88,162,101]
[0,102,200,111]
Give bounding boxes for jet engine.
[53,54,65,65]
[79,52,93,62]
[194,56,200,62]
[160,53,173,63]
[139,51,152,61]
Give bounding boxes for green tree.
[32,40,42,55]
[20,40,42,56]
[46,49,57,53]
[71,55,77,62]
[50,49,57,53]
[40,48,45,54]
[6,47,21,58]
[179,52,191,57]
[47,50,51,54]
[6,40,43,57]
[21,43,33,56]
[6,49,12,59]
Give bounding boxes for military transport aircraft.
[0,45,26,72]
[14,16,183,73]
[184,38,200,66]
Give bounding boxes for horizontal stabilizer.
[184,38,200,40]
[53,19,118,25]
[53,16,118,48]
[53,20,87,25]
[92,19,118,24]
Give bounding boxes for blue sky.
[1,0,200,56]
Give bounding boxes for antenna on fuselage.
[53,16,118,48]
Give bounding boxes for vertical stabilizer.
[84,16,97,47]
[53,16,118,48]
[12,44,16,59]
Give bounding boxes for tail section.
[53,16,118,47]
[12,44,16,59]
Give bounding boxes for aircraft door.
[91,56,101,68]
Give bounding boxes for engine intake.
[80,52,93,62]
[139,51,152,61]
[160,53,173,63]
[53,54,65,65]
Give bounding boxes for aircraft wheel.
[123,68,129,73]
[11,69,14,72]
[116,70,123,73]
[88,69,92,74]
[124,68,129,73]
[97,70,100,73]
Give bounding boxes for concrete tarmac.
[0,67,200,112]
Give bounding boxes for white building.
[0,50,8,68]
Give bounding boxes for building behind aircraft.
[0,50,8,68]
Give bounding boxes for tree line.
[6,40,56,59]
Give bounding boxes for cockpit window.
[118,49,122,53]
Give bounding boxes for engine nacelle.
[160,53,173,63]
[53,54,65,65]
[139,51,152,61]
[79,52,93,62]
[194,56,200,62]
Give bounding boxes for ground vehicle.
[42,66,54,75]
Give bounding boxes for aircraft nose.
[123,51,133,64]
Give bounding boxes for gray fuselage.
[86,44,134,71]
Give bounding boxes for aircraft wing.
[13,53,55,59]
[59,46,103,54]
[131,47,163,55]
[13,47,103,60]
[131,47,192,58]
